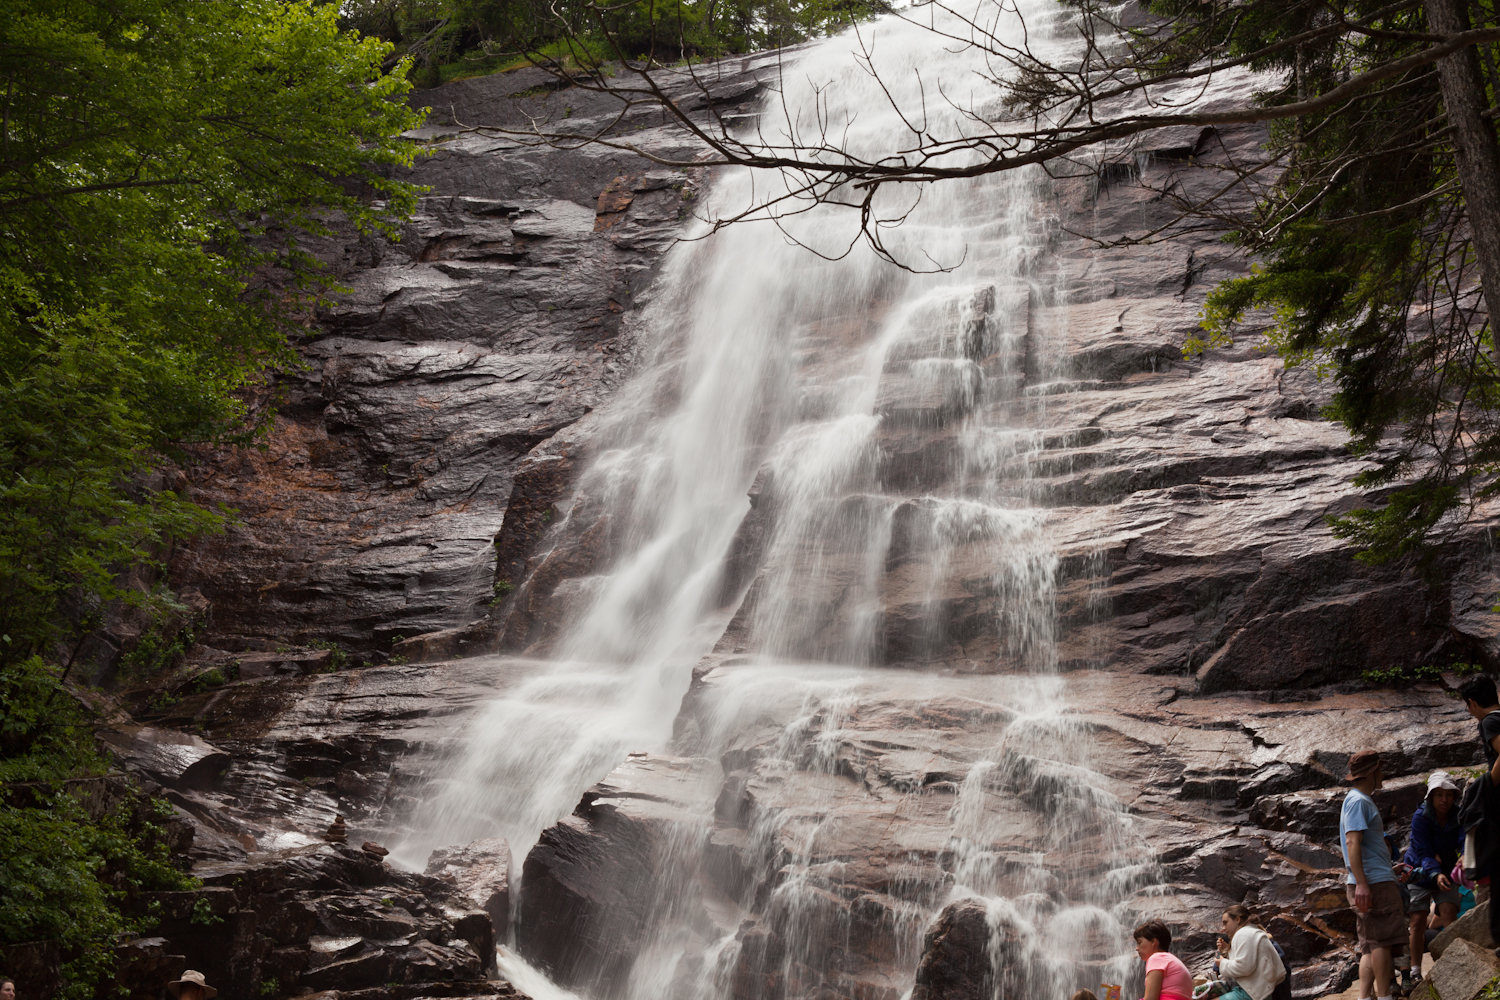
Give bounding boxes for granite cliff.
[94,45,1500,1000]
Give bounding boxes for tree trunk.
[1426,0,1500,328]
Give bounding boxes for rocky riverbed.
[110,651,1483,1000]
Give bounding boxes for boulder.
[114,937,187,1000]
[144,843,496,1000]
[1,940,62,1000]
[425,838,514,942]
[517,754,720,989]
[910,898,996,1000]
[1427,937,1500,1000]
[98,726,231,791]
[1432,900,1494,959]
[234,649,335,679]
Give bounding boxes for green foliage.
[1361,661,1482,687]
[120,591,202,679]
[0,0,425,665]
[190,896,224,926]
[145,691,180,713]
[0,657,196,999]
[0,6,421,990]
[259,979,280,998]
[186,669,227,695]
[340,0,887,82]
[489,579,515,606]
[1168,0,1500,562]
[307,640,349,672]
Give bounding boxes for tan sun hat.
[167,971,217,1000]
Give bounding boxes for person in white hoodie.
[1215,905,1287,1000]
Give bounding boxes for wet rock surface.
[135,843,499,1000]
[505,666,1485,1000]
[128,40,1500,1000]
[468,117,1500,682]
[425,838,514,943]
[165,60,777,657]
[518,754,719,992]
[909,898,999,1000]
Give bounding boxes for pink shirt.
[1146,950,1193,1000]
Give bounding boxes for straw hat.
[167,971,217,999]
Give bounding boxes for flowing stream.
[395,4,1163,997]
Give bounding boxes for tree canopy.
[0,0,423,666]
[337,0,892,86]
[0,1,422,991]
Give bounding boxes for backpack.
[1270,939,1292,1000]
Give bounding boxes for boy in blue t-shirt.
[1340,750,1403,1000]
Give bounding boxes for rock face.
[506,666,1481,1000]
[98,726,232,791]
[908,899,997,1000]
[134,36,1500,1000]
[517,754,718,993]
[165,61,773,656]
[143,843,496,1000]
[425,839,514,943]
[121,658,525,864]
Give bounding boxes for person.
[1134,919,1193,1000]
[1214,905,1287,1000]
[1073,991,1100,1000]
[166,971,217,1000]
[1,979,14,1000]
[1402,771,1465,982]
[1340,749,1404,1000]
[1459,674,1500,953]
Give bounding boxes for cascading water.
[394,3,1167,997]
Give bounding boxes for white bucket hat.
[1427,771,1460,795]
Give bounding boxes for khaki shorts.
[1348,881,1407,954]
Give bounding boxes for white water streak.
[397,1,1165,997]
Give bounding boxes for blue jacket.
[1405,800,1464,879]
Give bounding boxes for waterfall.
[394,3,1166,997]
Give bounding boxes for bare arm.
[1346,830,1371,912]
[1143,969,1164,1000]
[1489,731,1500,786]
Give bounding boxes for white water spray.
[396,3,1168,997]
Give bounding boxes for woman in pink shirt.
[1134,920,1194,1000]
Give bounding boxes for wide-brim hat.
[1347,750,1382,781]
[1427,771,1460,795]
[167,971,217,999]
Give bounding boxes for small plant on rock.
[189,897,223,926]
[307,639,348,672]
[1361,661,1483,687]
[187,669,226,694]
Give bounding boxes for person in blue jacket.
[1402,771,1465,982]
